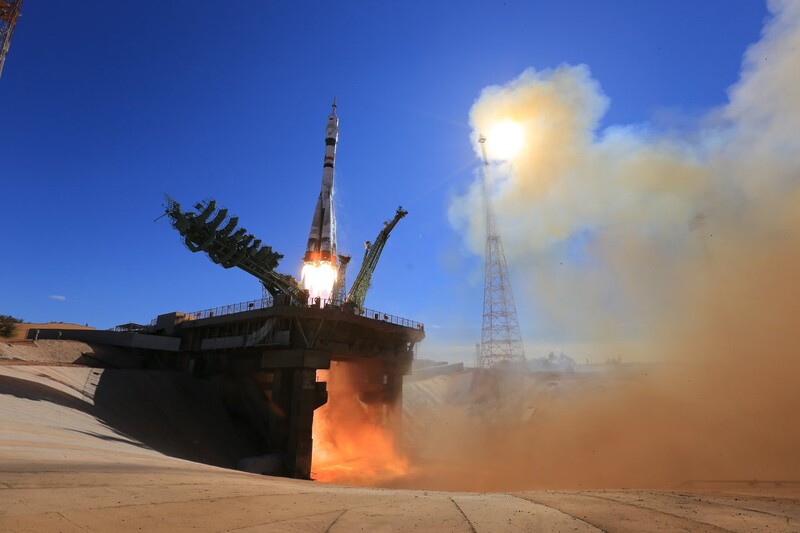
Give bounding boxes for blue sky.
[0,1,768,361]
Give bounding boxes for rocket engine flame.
[311,367,410,485]
[301,261,338,302]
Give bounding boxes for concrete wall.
[27,328,181,352]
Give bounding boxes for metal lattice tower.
[478,135,526,368]
[0,0,22,79]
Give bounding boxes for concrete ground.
[1,365,798,532]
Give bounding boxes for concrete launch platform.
[23,298,425,481]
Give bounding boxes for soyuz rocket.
[303,99,339,266]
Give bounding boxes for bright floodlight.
[487,120,524,160]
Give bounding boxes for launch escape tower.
[478,135,526,368]
[0,0,22,78]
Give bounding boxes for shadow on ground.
[0,370,268,470]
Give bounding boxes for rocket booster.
[303,99,339,265]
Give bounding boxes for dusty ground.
[0,339,141,368]
[1,364,798,532]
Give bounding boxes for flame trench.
[311,366,409,485]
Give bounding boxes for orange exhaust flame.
[311,366,409,485]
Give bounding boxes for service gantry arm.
[164,196,309,306]
[345,206,408,310]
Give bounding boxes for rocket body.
[304,103,339,265]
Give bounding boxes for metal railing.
[355,306,424,330]
[178,296,424,331]
[185,297,273,321]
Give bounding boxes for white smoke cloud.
[448,1,800,345]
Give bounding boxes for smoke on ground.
[407,0,800,490]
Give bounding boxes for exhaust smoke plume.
[405,1,800,490]
[450,1,800,342]
[307,3,799,491]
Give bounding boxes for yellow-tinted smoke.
[449,1,800,343]
[418,1,800,489]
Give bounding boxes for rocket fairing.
[303,99,339,266]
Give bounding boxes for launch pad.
[30,297,424,480]
[152,296,424,479]
[135,102,422,479]
[22,102,426,480]
[22,102,421,479]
